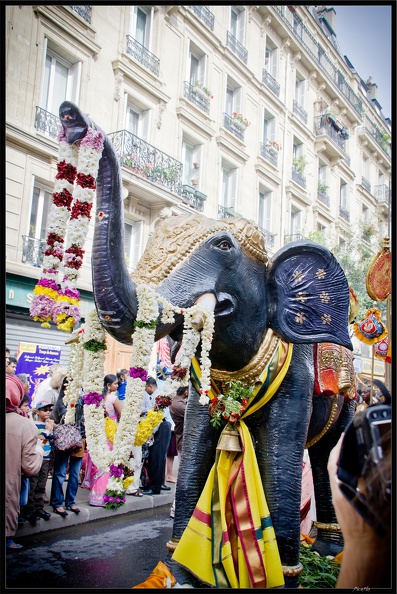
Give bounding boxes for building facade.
[6,5,391,374]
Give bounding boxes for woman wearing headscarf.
[6,374,44,549]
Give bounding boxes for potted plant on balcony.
[318,182,328,193]
[293,156,306,175]
[193,81,213,99]
[380,132,391,152]
[266,139,282,154]
[232,112,251,129]
[362,222,377,240]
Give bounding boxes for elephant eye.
[216,239,233,251]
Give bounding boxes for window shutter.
[39,37,48,108]
[129,6,136,38]
[234,88,241,114]
[140,109,150,141]
[147,7,154,50]
[238,10,245,43]
[297,78,305,107]
[269,117,276,142]
[69,61,82,104]
[270,48,277,79]
[130,220,143,270]
[230,169,237,209]
[265,192,272,230]
[121,92,128,130]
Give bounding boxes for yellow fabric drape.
[172,340,293,588]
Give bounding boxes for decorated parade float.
[31,101,365,588]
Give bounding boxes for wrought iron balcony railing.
[274,6,362,117]
[226,31,248,64]
[262,69,280,97]
[218,205,241,219]
[292,167,306,189]
[188,5,214,30]
[358,115,391,159]
[314,116,346,151]
[108,129,183,195]
[183,81,210,114]
[293,100,308,124]
[260,142,278,167]
[22,236,46,267]
[34,106,61,139]
[182,185,206,212]
[318,190,330,208]
[361,177,371,193]
[70,5,92,24]
[126,35,160,77]
[259,227,276,250]
[374,184,390,205]
[339,206,350,222]
[284,233,305,244]
[223,113,247,142]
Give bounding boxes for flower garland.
[53,128,104,332]
[30,127,104,333]
[63,329,85,425]
[30,136,78,327]
[134,409,164,446]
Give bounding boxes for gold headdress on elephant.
[131,213,268,287]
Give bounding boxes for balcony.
[262,69,280,97]
[188,5,214,30]
[218,205,242,219]
[223,113,247,142]
[314,115,347,161]
[293,100,308,124]
[70,5,92,23]
[273,6,362,118]
[318,190,330,208]
[291,167,306,189]
[126,35,160,77]
[226,31,248,64]
[22,236,46,267]
[284,233,305,244]
[339,207,350,222]
[361,177,371,194]
[183,81,210,114]
[374,184,390,205]
[260,142,278,167]
[34,106,61,140]
[182,185,206,212]
[259,227,276,250]
[357,115,391,160]
[108,129,183,195]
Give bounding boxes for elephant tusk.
[191,293,216,330]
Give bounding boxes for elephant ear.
[267,241,353,350]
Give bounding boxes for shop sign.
[15,342,61,400]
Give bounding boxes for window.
[318,161,327,189]
[339,237,347,253]
[362,205,369,223]
[221,164,237,210]
[124,220,143,272]
[340,181,348,210]
[124,99,150,140]
[293,137,304,161]
[40,42,81,115]
[189,41,206,87]
[225,78,241,116]
[290,206,302,236]
[258,190,272,231]
[130,6,152,48]
[295,72,306,108]
[362,154,369,178]
[230,6,245,43]
[317,222,326,233]
[29,183,52,240]
[264,37,278,80]
[263,109,276,144]
[182,139,201,186]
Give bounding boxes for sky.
[330,4,392,119]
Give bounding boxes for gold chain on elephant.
[313,521,342,532]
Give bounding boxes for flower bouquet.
[154,394,172,411]
[208,380,254,428]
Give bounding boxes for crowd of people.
[6,345,391,588]
[6,347,188,548]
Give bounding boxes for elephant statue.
[59,102,356,588]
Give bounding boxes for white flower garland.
[63,331,85,424]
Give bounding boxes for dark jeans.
[51,451,82,508]
[148,420,171,494]
[24,459,50,514]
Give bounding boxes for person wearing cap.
[20,401,55,525]
[6,374,44,549]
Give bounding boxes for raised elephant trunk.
[60,101,147,344]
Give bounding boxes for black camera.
[336,401,391,538]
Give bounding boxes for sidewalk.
[16,476,176,538]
